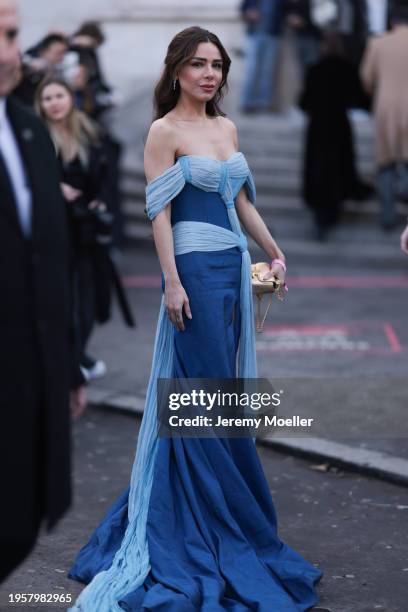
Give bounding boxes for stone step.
[123,223,405,269]
[121,193,408,262]
[263,214,406,245]
[242,154,374,173]
[262,240,405,269]
[122,190,395,219]
[119,112,380,245]
[120,168,376,203]
[120,155,376,206]
[240,136,375,157]
[231,124,375,151]
[122,143,375,173]
[125,220,152,242]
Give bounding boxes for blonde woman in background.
[36,77,113,382]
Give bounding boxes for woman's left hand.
[260,262,286,285]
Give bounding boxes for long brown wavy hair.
[153,26,231,120]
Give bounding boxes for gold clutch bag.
[251,262,284,332]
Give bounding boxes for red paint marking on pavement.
[122,275,408,289]
[122,275,161,288]
[259,322,403,354]
[383,323,403,353]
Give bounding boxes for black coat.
[59,143,135,329]
[0,97,77,577]
[59,143,113,324]
[299,56,369,227]
[284,0,321,37]
[241,0,285,35]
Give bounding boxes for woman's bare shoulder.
[146,117,177,146]
[144,118,178,182]
[217,115,237,130]
[216,115,238,147]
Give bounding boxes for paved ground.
[80,239,408,470]
[1,406,408,612]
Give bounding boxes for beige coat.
[361,27,408,167]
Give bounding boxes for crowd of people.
[240,0,390,114]
[240,0,408,239]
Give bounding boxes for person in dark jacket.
[337,0,370,66]
[70,21,116,121]
[13,33,68,107]
[0,0,85,581]
[299,30,372,240]
[35,76,134,380]
[240,0,285,112]
[284,0,322,77]
[68,22,124,247]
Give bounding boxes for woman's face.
[40,83,73,122]
[178,41,223,102]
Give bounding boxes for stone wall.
[18,1,300,111]
[19,1,244,97]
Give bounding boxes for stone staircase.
[118,106,407,269]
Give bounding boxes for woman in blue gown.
[68,26,323,611]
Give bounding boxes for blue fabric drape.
[68,153,258,611]
[68,153,323,611]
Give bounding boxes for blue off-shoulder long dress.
[68,155,323,611]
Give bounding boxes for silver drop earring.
[173,78,177,90]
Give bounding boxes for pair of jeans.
[295,35,321,79]
[240,32,280,110]
[377,163,408,226]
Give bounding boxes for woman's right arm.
[144,120,192,331]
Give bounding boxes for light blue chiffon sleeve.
[145,161,186,220]
[228,154,256,204]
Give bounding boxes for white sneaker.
[82,360,107,381]
[80,365,91,383]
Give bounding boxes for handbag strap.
[255,293,273,333]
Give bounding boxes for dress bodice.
[145,152,256,221]
[170,183,234,231]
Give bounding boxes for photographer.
[13,33,68,106]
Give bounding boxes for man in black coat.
[284,0,322,77]
[0,0,85,580]
[337,0,370,66]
